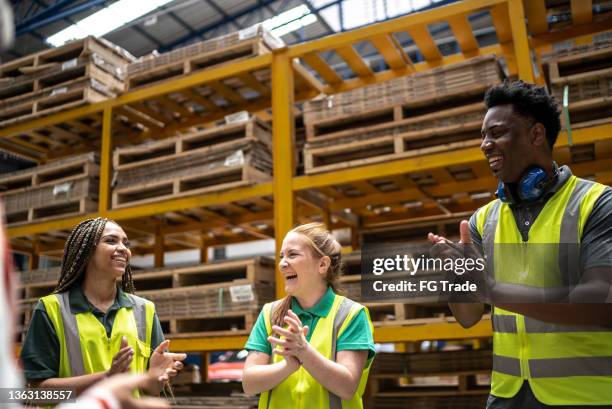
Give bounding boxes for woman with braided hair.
[242,222,375,409]
[20,217,186,397]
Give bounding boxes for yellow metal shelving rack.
[4,0,612,351]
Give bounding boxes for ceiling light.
[47,0,173,47]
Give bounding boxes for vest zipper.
[519,238,530,380]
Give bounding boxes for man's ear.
[531,122,547,147]
[319,256,331,275]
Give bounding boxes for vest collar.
[291,286,335,318]
[68,284,133,314]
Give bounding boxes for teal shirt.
[245,287,375,360]
[20,285,165,380]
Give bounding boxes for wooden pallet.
[162,310,259,337]
[0,79,113,128]
[368,395,488,409]
[372,350,493,375]
[543,40,612,128]
[303,55,503,126]
[304,126,482,175]
[0,55,125,100]
[140,280,274,322]
[113,117,271,168]
[0,36,134,80]
[305,89,486,142]
[172,394,258,409]
[112,138,272,208]
[126,26,280,90]
[0,152,98,192]
[543,38,612,85]
[1,153,99,226]
[113,162,269,208]
[5,196,97,226]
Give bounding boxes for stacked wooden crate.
[302,55,505,174]
[0,37,133,127]
[368,349,492,409]
[542,39,612,129]
[125,25,282,91]
[17,257,275,339]
[137,258,275,337]
[0,153,98,226]
[112,117,272,208]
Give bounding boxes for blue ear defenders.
[496,165,558,204]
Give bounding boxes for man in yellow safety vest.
[428,81,612,408]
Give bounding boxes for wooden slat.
[490,3,512,43]
[571,0,593,25]
[66,120,98,135]
[237,73,270,97]
[447,15,479,53]
[407,25,442,61]
[183,89,218,113]
[370,34,412,70]
[335,45,373,77]
[48,126,80,143]
[523,0,549,35]
[301,52,343,85]
[209,81,247,105]
[115,106,164,131]
[158,95,192,117]
[28,131,67,148]
[352,181,381,195]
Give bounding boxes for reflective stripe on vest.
[56,292,85,377]
[477,176,612,405]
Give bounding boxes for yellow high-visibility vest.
[476,175,611,405]
[258,294,373,409]
[41,291,155,381]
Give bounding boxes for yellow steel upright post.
[272,48,295,300]
[99,107,113,215]
[508,0,535,82]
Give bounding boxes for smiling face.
[481,104,539,183]
[87,221,131,280]
[279,232,329,298]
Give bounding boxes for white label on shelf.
[61,58,78,70]
[239,25,259,40]
[225,111,249,124]
[224,150,244,167]
[230,284,254,303]
[53,182,73,196]
[51,87,68,96]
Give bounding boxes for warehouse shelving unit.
[4,0,612,351]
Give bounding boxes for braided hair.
[272,222,344,327]
[54,217,135,294]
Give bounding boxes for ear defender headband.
[496,164,559,204]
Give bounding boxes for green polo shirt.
[245,287,375,360]
[20,285,165,380]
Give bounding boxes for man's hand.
[149,340,187,384]
[428,220,488,302]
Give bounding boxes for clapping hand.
[268,310,310,365]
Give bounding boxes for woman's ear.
[318,255,331,276]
